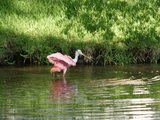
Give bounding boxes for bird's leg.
[50,68,53,74]
[50,68,54,77]
[62,68,67,79]
[63,78,67,85]
[50,67,56,78]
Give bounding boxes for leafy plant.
[0,0,159,65]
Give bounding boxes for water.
[0,65,160,120]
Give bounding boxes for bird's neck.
[73,51,79,63]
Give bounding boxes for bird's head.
[76,49,92,60]
[77,49,84,56]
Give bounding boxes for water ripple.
[1,66,160,120]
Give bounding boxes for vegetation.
[0,0,160,65]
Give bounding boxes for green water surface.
[0,65,160,120]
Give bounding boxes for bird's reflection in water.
[49,79,77,103]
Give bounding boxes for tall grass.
[0,0,159,65]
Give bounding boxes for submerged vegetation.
[0,0,160,65]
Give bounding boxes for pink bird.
[47,49,85,78]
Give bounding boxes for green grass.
[0,0,160,65]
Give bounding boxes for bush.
[0,0,159,65]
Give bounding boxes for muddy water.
[0,65,160,120]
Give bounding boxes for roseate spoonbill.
[47,49,86,78]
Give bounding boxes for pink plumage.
[47,52,76,75]
[47,52,76,66]
[47,49,84,78]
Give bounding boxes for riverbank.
[0,0,159,65]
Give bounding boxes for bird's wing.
[64,55,76,66]
[47,52,76,66]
